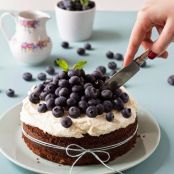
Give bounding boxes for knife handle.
[134,49,150,66]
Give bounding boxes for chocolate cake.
[20,68,138,165]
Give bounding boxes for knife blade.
[105,49,150,88]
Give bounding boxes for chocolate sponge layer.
[22,119,137,165]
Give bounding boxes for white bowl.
[55,3,96,42]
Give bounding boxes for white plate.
[0,103,160,174]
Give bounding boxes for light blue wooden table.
[0,11,174,174]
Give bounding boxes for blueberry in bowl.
[55,0,96,41]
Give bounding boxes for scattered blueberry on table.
[84,43,92,50]
[140,61,147,68]
[61,41,69,49]
[37,72,47,81]
[106,51,114,59]
[77,48,86,56]
[114,53,123,61]
[23,72,33,81]
[6,89,15,97]
[46,65,55,75]
[108,61,117,70]
[168,75,174,86]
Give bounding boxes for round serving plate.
[0,103,160,174]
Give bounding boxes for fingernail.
[148,51,157,59]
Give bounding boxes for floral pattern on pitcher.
[21,38,50,52]
[19,20,39,29]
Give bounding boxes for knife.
[106,49,150,88]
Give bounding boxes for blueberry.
[103,100,113,113]
[37,72,46,81]
[29,92,40,104]
[88,1,95,8]
[45,84,56,93]
[53,74,59,84]
[113,89,122,98]
[66,97,76,106]
[113,98,124,111]
[102,75,110,82]
[61,41,69,48]
[46,98,55,110]
[96,66,106,75]
[46,66,55,75]
[38,103,47,113]
[106,112,114,122]
[61,117,72,128]
[23,72,33,81]
[69,76,81,85]
[55,87,62,96]
[68,69,80,77]
[72,85,83,92]
[85,86,99,98]
[68,106,80,118]
[84,43,92,50]
[101,89,113,99]
[140,61,147,68]
[78,100,88,112]
[95,80,104,88]
[58,1,65,9]
[59,87,69,97]
[92,70,103,79]
[114,53,123,61]
[45,93,56,101]
[80,69,86,77]
[58,71,68,79]
[84,74,95,83]
[120,92,129,103]
[40,91,48,100]
[109,70,117,76]
[84,83,93,89]
[58,79,69,87]
[88,99,98,106]
[70,92,80,100]
[52,106,64,117]
[108,62,117,70]
[74,1,82,10]
[106,51,114,59]
[34,84,45,94]
[55,96,67,106]
[6,89,15,97]
[96,103,104,115]
[86,106,98,118]
[81,95,87,101]
[121,108,132,118]
[77,48,85,55]
[168,75,174,86]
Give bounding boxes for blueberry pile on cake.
[20,68,138,165]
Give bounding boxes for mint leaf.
[80,0,89,7]
[56,59,69,71]
[73,60,87,70]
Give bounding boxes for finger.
[124,13,152,67]
[151,18,174,56]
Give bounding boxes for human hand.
[124,0,174,67]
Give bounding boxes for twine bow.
[66,144,123,174]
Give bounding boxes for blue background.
[0,11,174,174]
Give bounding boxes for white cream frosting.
[20,87,137,138]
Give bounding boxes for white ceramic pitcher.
[0,11,52,65]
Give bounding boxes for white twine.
[22,125,138,174]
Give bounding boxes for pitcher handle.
[0,12,16,43]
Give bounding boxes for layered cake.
[20,68,138,165]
